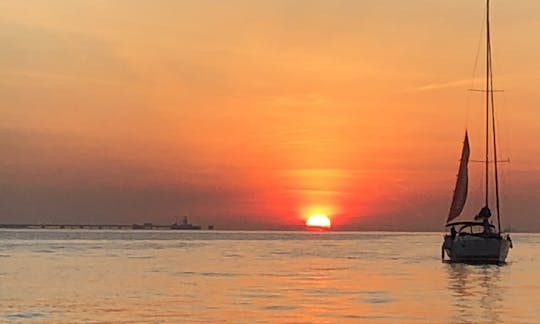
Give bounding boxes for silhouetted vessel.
[441,0,512,264]
[171,216,201,230]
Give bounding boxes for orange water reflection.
[1,232,539,323]
[446,263,504,323]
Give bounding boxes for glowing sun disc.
[306,214,331,228]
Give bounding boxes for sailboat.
[441,0,512,264]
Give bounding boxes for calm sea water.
[1,230,539,323]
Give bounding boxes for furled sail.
[447,132,470,223]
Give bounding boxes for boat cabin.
[445,221,497,237]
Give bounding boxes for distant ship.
[171,216,202,230]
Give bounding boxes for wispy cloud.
[415,78,483,91]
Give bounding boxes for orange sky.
[1,1,540,230]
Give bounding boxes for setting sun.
[305,214,332,230]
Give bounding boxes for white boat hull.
[442,234,511,263]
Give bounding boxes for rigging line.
[471,5,486,86]
[502,153,514,232]
[466,4,487,129]
[489,25,502,235]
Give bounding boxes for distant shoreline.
[0,223,209,230]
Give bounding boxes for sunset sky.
[2,0,540,230]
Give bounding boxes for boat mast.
[487,0,501,233]
[486,0,503,233]
[484,0,490,208]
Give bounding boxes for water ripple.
[2,311,47,320]
[360,290,394,304]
